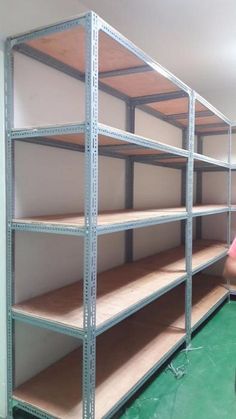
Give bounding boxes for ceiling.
[1,0,236,119]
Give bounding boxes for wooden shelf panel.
[13,123,188,158]
[192,204,228,215]
[13,207,187,229]
[13,17,228,135]
[131,274,228,330]
[13,273,228,418]
[12,244,187,331]
[13,306,185,419]
[23,28,181,100]
[13,205,228,232]
[13,240,227,334]
[228,283,236,293]
[17,32,228,134]
[191,275,228,327]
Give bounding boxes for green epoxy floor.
[119,301,236,419]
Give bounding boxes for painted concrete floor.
[15,301,236,419]
[119,301,236,419]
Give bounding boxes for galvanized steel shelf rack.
[5,10,233,419]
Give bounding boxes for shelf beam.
[130,91,188,106]
[99,64,151,78]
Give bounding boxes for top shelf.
[9,12,231,134]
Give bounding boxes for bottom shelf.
[229,283,236,295]
[13,274,228,419]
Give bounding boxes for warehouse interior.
[1,1,236,418]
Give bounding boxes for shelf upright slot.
[181,127,187,244]
[83,12,99,419]
[185,91,195,346]
[227,125,232,246]
[125,102,135,262]
[227,125,232,295]
[5,36,15,419]
[195,135,203,239]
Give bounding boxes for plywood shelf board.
[13,240,227,332]
[24,29,180,99]
[15,127,185,158]
[13,273,227,419]
[13,207,187,229]
[13,205,229,230]
[13,312,184,419]
[21,29,226,133]
[20,32,225,134]
[132,274,227,330]
[13,244,187,330]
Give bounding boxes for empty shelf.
[131,274,228,331]
[228,283,236,294]
[15,20,187,104]
[194,153,229,170]
[191,275,228,329]
[13,303,185,419]
[192,204,228,216]
[13,18,229,134]
[12,207,187,236]
[12,240,227,336]
[12,122,188,160]
[12,273,228,419]
[12,205,229,236]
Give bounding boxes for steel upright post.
[125,102,135,262]
[181,128,187,244]
[185,91,195,346]
[196,135,203,239]
[227,125,232,247]
[83,12,99,419]
[5,38,15,419]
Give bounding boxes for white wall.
[202,172,228,205]
[202,134,229,162]
[0,42,7,419]
[13,51,183,385]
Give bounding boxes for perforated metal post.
[226,125,232,298]
[227,125,232,247]
[5,38,15,419]
[185,91,195,346]
[196,135,203,239]
[83,12,99,419]
[125,102,135,262]
[181,128,187,244]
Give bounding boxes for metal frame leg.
[181,128,187,245]
[83,12,99,419]
[196,135,203,239]
[5,38,15,419]
[227,126,232,300]
[125,102,135,262]
[185,92,195,346]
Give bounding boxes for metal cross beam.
[137,104,184,129]
[130,90,188,106]
[99,65,151,78]
[167,110,213,121]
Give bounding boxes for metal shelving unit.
[5,10,233,419]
